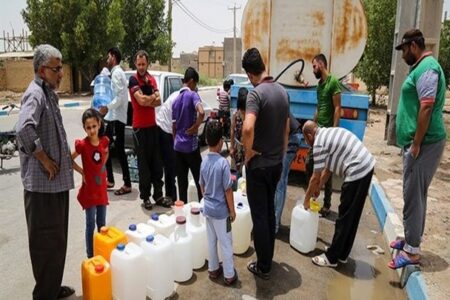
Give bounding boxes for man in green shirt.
[306,54,341,217]
[388,29,446,269]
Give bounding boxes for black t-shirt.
[246,78,290,169]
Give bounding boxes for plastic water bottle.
[289,199,321,254]
[92,75,112,110]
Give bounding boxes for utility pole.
[168,0,173,71]
[228,4,241,74]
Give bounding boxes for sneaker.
[57,286,75,299]
[208,266,223,279]
[247,261,270,280]
[224,269,238,286]
[143,199,153,210]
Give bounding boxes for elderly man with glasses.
[16,44,75,299]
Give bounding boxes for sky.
[0,0,448,56]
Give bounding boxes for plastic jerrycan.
[81,255,112,300]
[185,201,205,224]
[148,213,176,238]
[289,199,321,254]
[232,201,253,254]
[94,226,127,262]
[169,216,193,282]
[234,190,249,208]
[125,223,155,246]
[110,243,146,300]
[92,75,113,110]
[173,200,185,217]
[186,208,207,269]
[188,179,198,202]
[141,234,175,300]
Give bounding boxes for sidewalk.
[365,108,450,299]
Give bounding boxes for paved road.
[0,89,405,299]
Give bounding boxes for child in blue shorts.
[199,120,237,285]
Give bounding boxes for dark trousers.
[133,126,164,201]
[175,147,202,203]
[24,190,69,300]
[105,120,131,187]
[158,127,177,200]
[246,163,282,273]
[306,148,332,208]
[326,169,374,264]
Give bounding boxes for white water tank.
[232,201,253,254]
[242,0,367,86]
[187,207,207,269]
[125,223,155,246]
[289,202,320,253]
[148,213,176,238]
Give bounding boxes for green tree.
[354,0,397,105]
[121,0,171,68]
[438,20,450,86]
[22,0,125,83]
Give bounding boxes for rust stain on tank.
[242,0,270,66]
[276,38,321,62]
[334,0,366,53]
[310,10,325,27]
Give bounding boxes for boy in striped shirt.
[302,121,375,267]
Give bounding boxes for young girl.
[230,87,248,176]
[72,108,110,258]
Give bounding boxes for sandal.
[389,239,405,250]
[319,207,331,217]
[155,196,174,208]
[57,285,75,299]
[114,186,132,196]
[247,261,270,280]
[224,269,238,286]
[388,253,420,269]
[208,266,223,279]
[312,254,337,267]
[107,182,115,189]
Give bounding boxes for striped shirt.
[16,76,74,193]
[217,90,230,111]
[313,127,375,182]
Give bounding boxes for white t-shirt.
[156,87,190,134]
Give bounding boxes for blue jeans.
[274,132,302,232]
[85,205,107,258]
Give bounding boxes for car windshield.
[227,75,248,84]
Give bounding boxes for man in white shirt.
[100,47,131,195]
[155,87,190,205]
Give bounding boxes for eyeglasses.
[43,65,63,73]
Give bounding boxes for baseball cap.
[395,29,424,50]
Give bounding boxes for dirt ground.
[364,107,450,299]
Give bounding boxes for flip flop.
[114,186,132,196]
[312,254,337,267]
[107,182,115,189]
[388,253,420,269]
[389,239,405,250]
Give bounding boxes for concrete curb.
[369,177,429,300]
[62,101,80,108]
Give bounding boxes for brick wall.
[3,59,72,93]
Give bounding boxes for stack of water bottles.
[127,154,139,183]
[91,73,113,111]
[80,173,253,299]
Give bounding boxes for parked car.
[121,70,211,149]
[225,73,249,85]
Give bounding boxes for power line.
[173,0,233,34]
